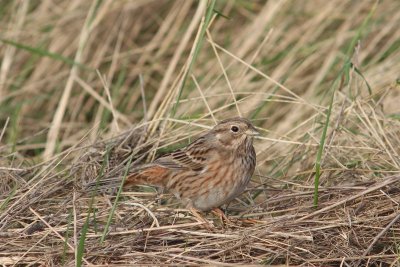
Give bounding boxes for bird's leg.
[211,208,231,225]
[155,186,165,205]
[189,207,213,230]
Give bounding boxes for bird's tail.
[84,164,168,193]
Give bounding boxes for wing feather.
[154,137,209,172]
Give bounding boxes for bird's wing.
[154,137,209,172]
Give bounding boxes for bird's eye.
[230,125,239,132]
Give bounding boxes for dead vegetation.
[1,0,400,266]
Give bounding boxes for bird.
[88,117,259,224]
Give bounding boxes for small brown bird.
[90,117,258,221]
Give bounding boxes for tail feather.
[84,164,168,193]
[124,164,168,187]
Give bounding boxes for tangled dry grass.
[3,95,400,266]
[1,0,400,266]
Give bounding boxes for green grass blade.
[100,153,134,243]
[0,184,17,212]
[76,145,111,266]
[313,2,378,207]
[0,38,92,70]
[345,1,378,57]
[172,0,216,116]
[76,210,90,267]
[313,86,335,207]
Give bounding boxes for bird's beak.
[245,128,260,136]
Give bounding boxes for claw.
[211,208,232,225]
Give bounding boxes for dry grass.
[1,0,400,266]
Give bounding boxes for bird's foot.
[211,208,232,226]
